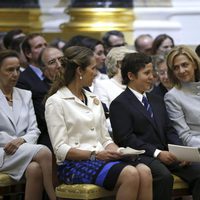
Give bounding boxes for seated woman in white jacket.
[164,45,200,147]
[45,46,152,200]
[0,50,56,200]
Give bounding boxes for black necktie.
[142,96,153,118]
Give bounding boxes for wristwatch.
[89,151,96,161]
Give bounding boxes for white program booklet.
[118,147,145,156]
[168,144,200,162]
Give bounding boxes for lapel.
[125,88,166,143]
[0,90,16,129]
[12,88,22,126]
[57,87,98,109]
[25,67,49,91]
[125,88,157,129]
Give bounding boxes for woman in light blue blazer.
[165,45,200,147]
[45,46,152,200]
[0,50,56,200]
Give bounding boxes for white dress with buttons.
[164,81,200,147]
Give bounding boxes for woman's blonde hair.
[167,45,200,87]
[105,46,135,78]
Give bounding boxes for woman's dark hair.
[81,36,103,51]
[47,46,94,97]
[0,49,20,67]
[151,34,174,55]
[121,52,152,85]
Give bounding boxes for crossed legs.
[25,146,56,200]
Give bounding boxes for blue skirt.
[58,159,129,190]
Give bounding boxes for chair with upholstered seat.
[55,174,190,200]
[0,173,25,200]
[172,175,190,197]
[56,184,115,200]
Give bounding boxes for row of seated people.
[1,30,200,200]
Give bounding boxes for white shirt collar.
[128,87,147,103]
[29,65,44,80]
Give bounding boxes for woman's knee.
[26,162,42,179]
[136,164,152,179]
[118,165,140,185]
[35,146,53,161]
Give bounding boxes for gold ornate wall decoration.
[0,8,42,33]
[60,7,135,33]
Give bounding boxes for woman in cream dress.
[0,50,56,200]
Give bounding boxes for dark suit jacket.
[110,87,183,158]
[150,83,168,98]
[16,66,52,148]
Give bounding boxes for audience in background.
[134,34,153,55]
[165,45,200,147]
[0,50,56,200]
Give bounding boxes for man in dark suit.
[16,33,51,148]
[110,52,200,200]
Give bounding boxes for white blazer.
[0,87,42,180]
[45,87,113,164]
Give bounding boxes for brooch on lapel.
[93,98,99,105]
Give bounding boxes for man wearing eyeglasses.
[102,30,127,54]
[38,47,64,83]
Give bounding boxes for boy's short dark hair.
[121,52,152,85]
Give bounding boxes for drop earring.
[80,76,82,80]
